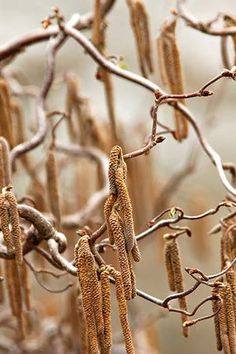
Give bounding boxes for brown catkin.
[100,268,112,353]
[104,194,117,245]
[127,0,153,78]
[46,148,61,228]
[111,269,135,354]
[0,195,14,251]
[211,287,222,351]
[0,261,4,303]
[226,265,236,323]
[108,145,122,195]
[5,190,23,265]
[0,80,14,148]
[0,137,11,185]
[76,284,89,353]
[131,238,142,262]
[74,235,103,354]
[219,287,230,354]
[0,145,5,190]
[92,0,117,142]
[169,236,188,337]
[5,260,25,339]
[109,208,133,300]
[115,165,136,253]
[21,261,31,311]
[223,284,236,354]
[164,238,176,291]
[127,254,137,298]
[157,18,188,141]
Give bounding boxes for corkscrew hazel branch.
[176,0,236,36]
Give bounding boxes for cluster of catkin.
[157,17,188,141]
[104,145,141,300]
[212,229,236,353]
[212,263,236,353]
[0,137,31,340]
[163,233,189,337]
[74,234,135,353]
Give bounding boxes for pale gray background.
[0,1,236,353]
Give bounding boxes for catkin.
[164,238,176,291]
[115,165,135,252]
[100,267,112,353]
[74,235,104,353]
[0,195,14,252]
[104,194,117,245]
[92,0,117,142]
[127,0,153,78]
[109,207,133,300]
[0,261,4,304]
[5,260,25,339]
[108,145,122,195]
[111,269,135,354]
[157,18,188,141]
[5,190,23,265]
[21,261,31,311]
[0,145,5,190]
[212,287,222,351]
[223,284,236,353]
[46,148,61,228]
[76,284,89,353]
[0,137,11,185]
[165,235,188,337]
[218,287,230,354]
[0,80,14,148]
[226,265,236,323]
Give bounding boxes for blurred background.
[1,0,236,353]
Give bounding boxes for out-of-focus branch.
[176,0,236,36]
[65,23,236,197]
[0,0,116,62]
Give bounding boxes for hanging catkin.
[164,238,176,291]
[0,195,14,252]
[100,266,112,354]
[109,207,133,300]
[211,286,222,351]
[104,194,117,245]
[164,234,188,337]
[0,80,14,148]
[111,268,135,354]
[0,137,11,185]
[223,284,236,353]
[226,263,236,323]
[46,148,61,228]
[218,286,230,354]
[127,0,153,78]
[5,260,25,339]
[76,284,89,353]
[74,235,104,353]
[4,189,23,265]
[92,0,117,142]
[115,165,135,252]
[21,261,31,311]
[157,17,188,141]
